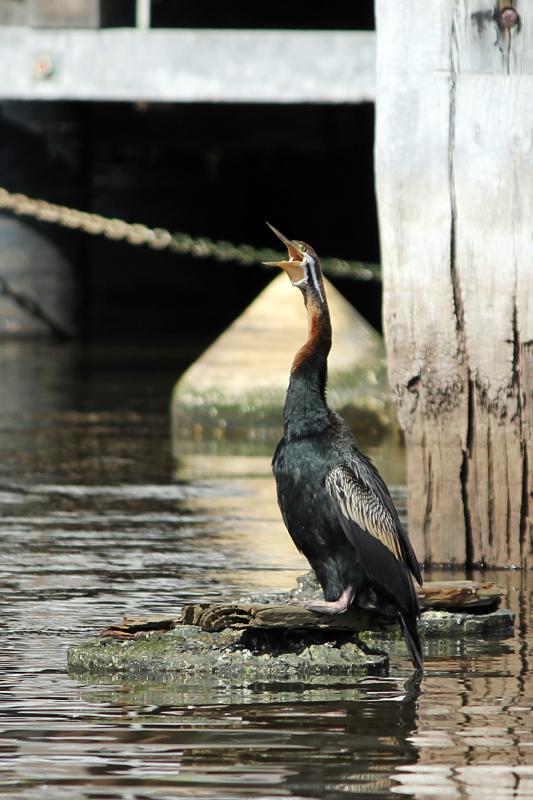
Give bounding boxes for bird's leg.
[299,586,355,615]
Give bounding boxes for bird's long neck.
[283,290,332,439]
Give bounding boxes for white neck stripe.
[306,254,324,303]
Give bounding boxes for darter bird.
[265,223,424,672]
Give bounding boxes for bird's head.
[263,222,324,302]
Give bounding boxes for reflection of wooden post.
[375,1,532,567]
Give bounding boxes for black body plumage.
[270,234,423,672]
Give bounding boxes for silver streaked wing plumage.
[325,464,405,565]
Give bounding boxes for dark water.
[0,342,532,799]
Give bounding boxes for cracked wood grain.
[375,0,532,566]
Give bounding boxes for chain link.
[0,186,380,282]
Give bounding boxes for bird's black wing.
[325,461,424,672]
[325,461,423,586]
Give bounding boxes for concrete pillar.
[172,273,394,442]
[0,101,85,338]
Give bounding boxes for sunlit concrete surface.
[172,274,392,440]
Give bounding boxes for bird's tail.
[399,613,424,673]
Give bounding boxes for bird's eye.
[300,245,307,253]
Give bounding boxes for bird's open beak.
[263,222,306,282]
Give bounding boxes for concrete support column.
[0,101,86,338]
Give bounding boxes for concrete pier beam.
[172,273,394,441]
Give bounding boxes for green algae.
[172,363,395,443]
[68,623,387,679]
[68,571,515,681]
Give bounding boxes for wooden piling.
[375,0,532,567]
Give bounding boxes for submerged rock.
[358,607,516,664]
[279,571,515,665]
[68,624,388,679]
[68,571,514,681]
[419,607,515,637]
[171,274,394,441]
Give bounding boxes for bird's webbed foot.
[291,586,355,616]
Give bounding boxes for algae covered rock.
[172,274,394,441]
[418,607,515,638]
[68,573,514,681]
[68,624,388,679]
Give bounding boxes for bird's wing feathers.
[326,465,403,560]
[325,462,422,585]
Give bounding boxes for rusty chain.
[0,186,380,283]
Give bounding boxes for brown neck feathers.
[291,292,332,374]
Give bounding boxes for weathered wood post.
[375,1,532,567]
